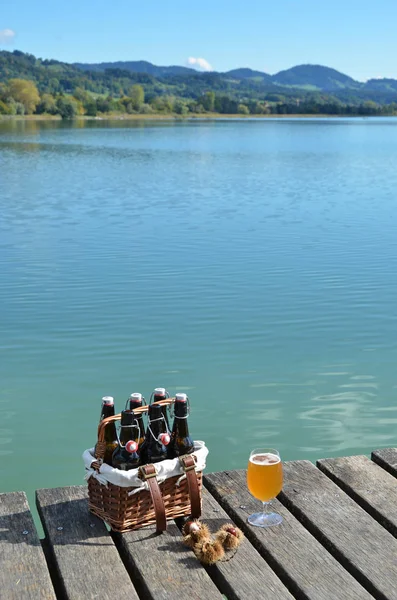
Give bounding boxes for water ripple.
[1,118,397,491]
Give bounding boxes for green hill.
[364,78,397,92]
[225,68,271,81]
[272,64,361,91]
[74,60,197,77]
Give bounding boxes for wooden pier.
[2,448,397,599]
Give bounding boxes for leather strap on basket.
[139,464,167,532]
[180,455,201,519]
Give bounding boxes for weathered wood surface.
[36,486,138,600]
[281,460,397,600]
[204,470,371,600]
[0,491,56,600]
[114,517,222,600]
[372,448,397,476]
[8,450,397,600]
[200,487,294,600]
[318,455,397,536]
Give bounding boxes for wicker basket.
[87,398,203,533]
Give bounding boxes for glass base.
[247,511,283,528]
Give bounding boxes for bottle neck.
[173,402,189,436]
[119,411,140,446]
[128,404,145,428]
[154,394,166,403]
[101,403,114,421]
[129,400,143,411]
[134,413,145,425]
[119,424,139,445]
[174,401,188,417]
[174,416,189,437]
[147,415,167,443]
[101,403,117,443]
[136,414,145,444]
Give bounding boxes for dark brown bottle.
[128,392,145,446]
[99,396,118,465]
[139,403,170,465]
[112,410,140,470]
[152,387,170,429]
[167,393,194,459]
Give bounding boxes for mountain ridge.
[75,59,397,93]
[74,59,365,89]
[2,50,397,109]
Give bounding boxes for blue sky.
[1,0,397,81]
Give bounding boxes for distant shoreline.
[1,113,395,123]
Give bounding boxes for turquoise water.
[1,118,397,503]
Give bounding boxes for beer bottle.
[112,410,140,470]
[139,403,170,465]
[167,393,194,459]
[128,393,145,445]
[99,396,118,466]
[152,387,170,429]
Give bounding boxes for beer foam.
[250,453,280,465]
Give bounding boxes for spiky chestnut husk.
[182,520,210,548]
[216,523,244,549]
[194,539,225,565]
[182,519,199,536]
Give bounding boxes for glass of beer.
[246,448,283,527]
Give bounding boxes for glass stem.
[262,501,270,516]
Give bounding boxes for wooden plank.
[372,448,397,477]
[318,455,397,536]
[0,491,55,600]
[204,470,371,600]
[281,460,397,600]
[200,487,293,600]
[36,485,138,600]
[114,517,223,600]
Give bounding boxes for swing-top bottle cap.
[159,433,170,446]
[154,387,166,396]
[175,393,187,402]
[125,441,138,453]
[102,396,114,405]
[128,392,143,408]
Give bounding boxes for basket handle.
[180,454,201,519]
[139,464,167,532]
[94,414,120,462]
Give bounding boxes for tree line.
[1,78,397,119]
[3,49,397,111]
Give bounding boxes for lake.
[1,117,397,504]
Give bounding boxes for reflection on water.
[1,118,397,498]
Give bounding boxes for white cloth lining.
[82,440,208,495]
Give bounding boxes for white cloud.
[0,29,16,45]
[187,57,213,72]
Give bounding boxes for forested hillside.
[1,50,397,118]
